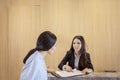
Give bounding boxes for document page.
[54,70,84,78]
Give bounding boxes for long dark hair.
[69,35,88,66]
[23,31,57,64]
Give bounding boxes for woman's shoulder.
[85,52,90,56]
[67,50,73,54]
[66,50,74,56]
[26,51,43,64]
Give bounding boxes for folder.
[50,70,85,78]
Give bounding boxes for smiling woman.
[58,35,94,73]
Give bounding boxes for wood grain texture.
[0,0,120,80]
[0,0,9,80]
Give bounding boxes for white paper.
[55,70,84,77]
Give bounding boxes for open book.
[50,69,85,78]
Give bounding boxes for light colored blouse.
[20,51,47,80]
[74,53,80,69]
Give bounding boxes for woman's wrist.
[87,68,93,73]
[62,65,66,71]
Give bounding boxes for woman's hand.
[47,66,55,73]
[65,65,73,72]
[82,68,93,74]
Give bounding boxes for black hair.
[23,31,57,64]
[69,35,88,66]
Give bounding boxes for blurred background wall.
[0,0,120,80]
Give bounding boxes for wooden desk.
[48,72,120,80]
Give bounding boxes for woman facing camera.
[58,35,94,73]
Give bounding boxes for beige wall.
[0,0,120,80]
[0,0,9,80]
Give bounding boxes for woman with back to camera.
[20,31,57,80]
[58,35,94,73]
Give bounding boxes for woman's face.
[73,38,81,53]
[47,42,57,54]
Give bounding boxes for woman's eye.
[77,42,80,44]
[73,43,75,44]
[73,42,80,45]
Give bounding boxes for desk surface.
[48,72,120,80]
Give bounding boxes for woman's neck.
[75,52,81,57]
[39,51,47,57]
